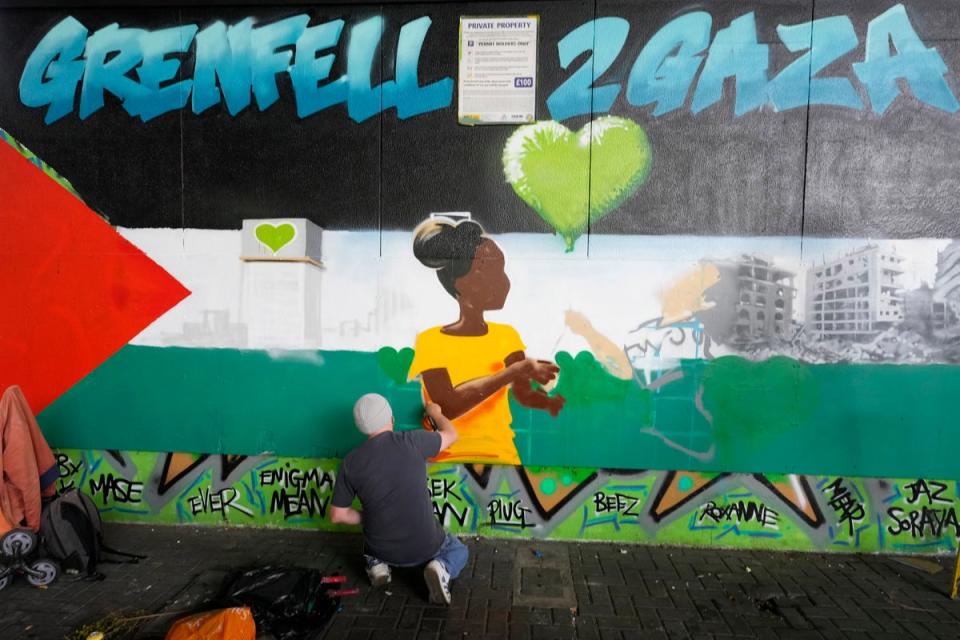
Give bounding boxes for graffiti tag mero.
[822,478,866,536]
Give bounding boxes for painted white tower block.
[239,219,323,349]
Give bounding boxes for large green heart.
[503,116,652,251]
[376,346,416,386]
[255,222,296,254]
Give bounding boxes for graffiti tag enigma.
[20,4,957,124]
[54,449,960,553]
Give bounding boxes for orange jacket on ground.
[0,385,57,534]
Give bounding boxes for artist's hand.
[425,402,444,420]
[513,358,559,385]
[545,394,566,417]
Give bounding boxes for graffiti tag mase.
[89,473,144,504]
[20,4,956,125]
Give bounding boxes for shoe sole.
[424,565,450,605]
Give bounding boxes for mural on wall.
[3,0,960,554]
[4,119,960,478]
[53,448,960,554]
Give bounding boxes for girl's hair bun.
[412,217,486,296]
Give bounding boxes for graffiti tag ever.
[189,487,253,518]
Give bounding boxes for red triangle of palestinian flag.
[0,138,190,413]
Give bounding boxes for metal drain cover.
[512,546,576,608]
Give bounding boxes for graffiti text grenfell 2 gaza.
[20,3,958,124]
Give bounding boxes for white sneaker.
[366,561,391,588]
[424,560,451,605]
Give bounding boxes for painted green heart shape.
[701,355,819,457]
[255,222,297,254]
[503,116,652,252]
[376,346,416,386]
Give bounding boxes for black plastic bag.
[220,567,340,640]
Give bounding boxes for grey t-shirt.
[332,430,445,566]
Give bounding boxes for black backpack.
[40,489,144,578]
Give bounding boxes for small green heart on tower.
[255,222,297,254]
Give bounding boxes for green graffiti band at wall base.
[54,448,960,554]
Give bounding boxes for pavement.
[1,523,959,639]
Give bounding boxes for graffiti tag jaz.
[887,478,960,539]
[88,473,144,504]
[20,4,957,125]
[823,478,865,536]
[488,498,534,529]
[593,492,641,517]
[903,479,951,505]
[699,500,779,528]
[430,478,469,527]
[188,487,253,518]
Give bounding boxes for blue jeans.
[364,532,468,579]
